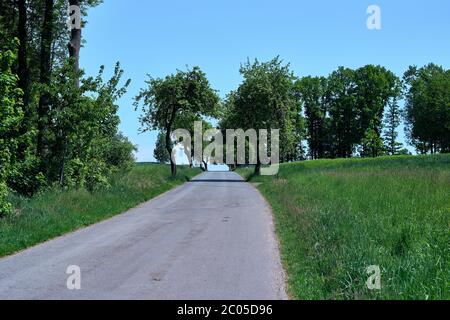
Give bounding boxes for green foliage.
[0,41,23,216]
[135,66,219,133]
[221,57,304,172]
[239,154,450,299]
[295,76,330,159]
[359,125,385,158]
[325,65,401,158]
[0,1,137,203]
[383,97,404,155]
[42,61,132,189]
[403,64,450,153]
[102,133,136,170]
[154,132,171,164]
[135,66,219,175]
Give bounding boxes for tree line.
[146,58,449,176]
[1,1,449,217]
[0,0,136,217]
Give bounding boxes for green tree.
[154,132,171,164]
[1,1,134,197]
[326,67,358,158]
[326,65,401,158]
[0,42,23,216]
[47,61,131,188]
[229,57,303,174]
[403,64,450,153]
[135,66,219,176]
[359,125,385,158]
[354,65,401,157]
[383,97,404,155]
[295,76,330,159]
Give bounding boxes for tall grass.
[239,155,449,300]
[0,164,200,258]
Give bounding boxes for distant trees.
[208,59,449,175]
[403,64,450,154]
[135,67,219,176]
[220,57,304,174]
[295,76,328,160]
[154,132,171,164]
[383,96,404,155]
[294,65,403,159]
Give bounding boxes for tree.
[383,97,404,155]
[359,125,384,158]
[326,65,401,158]
[47,62,131,188]
[326,67,358,158]
[154,132,171,164]
[229,57,302,174]
[403,64,450,154]
[0,0,134,198]
[192,120,214,171]
[295,76,329,159]
[0,41,23,216]
[354,65,401,157]
[36,0,55,159]
[135,66,219,176]
[17,0,29,107]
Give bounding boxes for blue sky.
[80,0,450,162]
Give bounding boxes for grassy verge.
[238,155,449,300]
[0,164,201,258]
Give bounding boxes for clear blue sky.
[80,0,450,162]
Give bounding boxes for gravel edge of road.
[247,181,289,300]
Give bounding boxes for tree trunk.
[68,0,81,86]
[202,160,208,172]
[17,0,29,106]
[37,0,55,158]
[16,0,30,159]
[59,137,67,187]
[254,139,261,175]
[254,161,261,175]
[166,129,176,177]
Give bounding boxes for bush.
[103,133,137,170]
[8,156,46,196]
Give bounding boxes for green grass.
[0,164,201,258]
[238,154,450,300]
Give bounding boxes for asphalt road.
[0,171,286,300]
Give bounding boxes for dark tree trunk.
[16,0,30,160]
[255,161,261,175]
[202,160,208,172]
[17,0,29,107]
[37,0,55,158]
[166,128,176,177]
[58,0,81,185]
[68,0,81,86]
[254,138,261,175]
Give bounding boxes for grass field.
[238,155,449,300]
[0,164,201,258]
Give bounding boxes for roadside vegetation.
[0,164,200,258]
[238,154,449,300]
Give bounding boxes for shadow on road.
[190,179,245,183]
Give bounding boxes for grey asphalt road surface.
[0,171,287,300]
